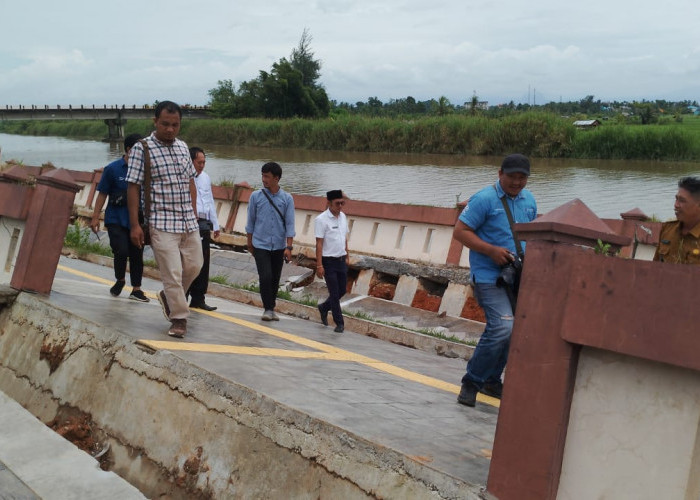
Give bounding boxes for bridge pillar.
[104,118,127,141]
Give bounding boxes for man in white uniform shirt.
[315,190,350,333]
[186,147,220,311]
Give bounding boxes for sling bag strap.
[261,189,286,226]
[139,139,152,221]
[494,185,524,260]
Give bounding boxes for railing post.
[9,168,81,294]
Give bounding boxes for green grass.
[235,283,259,293]
[8,111,698,160]
[571,124,699,160]
[210,273,230,285]
[343,310,473,346]
[217,176,236,188]
[64,222,113,257]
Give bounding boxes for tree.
[207,79,238,118]
[207,30,329,118]
[469,92,479,115]
[436,96,453,116]
[631,101,658,125]
[290,28,321,89]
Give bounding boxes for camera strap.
[494,185,524,260]
[261,189,286,227]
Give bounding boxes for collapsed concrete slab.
[0,292,485,499]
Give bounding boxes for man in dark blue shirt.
[91,133,149,302]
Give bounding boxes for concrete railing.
[0,105,211,121]
[0,165,81,294]
[75,170,471,268]
[487,206,697,500]
[73,168,661,267]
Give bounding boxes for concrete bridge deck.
[0,255,499,498]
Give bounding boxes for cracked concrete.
[0,257,496,498]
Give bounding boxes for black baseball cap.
[501,154,530,176]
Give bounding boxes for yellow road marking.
[139,341,347,359]
[58,263,499,408]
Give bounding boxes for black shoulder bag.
[139,139,152,246]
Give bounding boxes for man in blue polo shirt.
[453,154,537,407]
[90,133,149,303]
[245,162,296,321]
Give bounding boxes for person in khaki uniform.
[654,176,700,265]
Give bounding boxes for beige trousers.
[151,228,203,320]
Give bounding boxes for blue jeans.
[462,283,514,388]
[319,256,347,327]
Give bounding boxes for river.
[2,132,699,221]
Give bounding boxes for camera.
[497,253,523,289]
[109,191,127,207]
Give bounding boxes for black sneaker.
[457,382,479,407]
[333,325,344,333]
[129,290,150,303]
[480,381,503,399]
[110,280,125,297]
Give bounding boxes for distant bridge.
[0,104,212,140]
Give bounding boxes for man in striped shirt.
[126,100,203,338]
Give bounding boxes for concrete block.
[393,275,419,306]
[438,282,471,317]
[352,269,374,295]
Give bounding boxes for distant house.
[573,119,601,129]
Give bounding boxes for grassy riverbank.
[2,112,700,160]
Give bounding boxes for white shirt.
[194,170,219,231]
[314,209,348,257]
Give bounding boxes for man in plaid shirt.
[126,100,203,338]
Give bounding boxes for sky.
[1,0,699,109]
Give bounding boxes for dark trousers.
[319,256,347,327]
[187,228,211,302]
[252,248,285,311]
[106,224,143,287]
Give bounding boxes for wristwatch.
[286,246,293,250]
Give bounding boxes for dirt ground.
[48,406,111,470]
[460,296,486,323]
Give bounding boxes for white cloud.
[1,0,699,106]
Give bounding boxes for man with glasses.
[314,190,350,333]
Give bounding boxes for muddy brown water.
[2,132,699,220]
